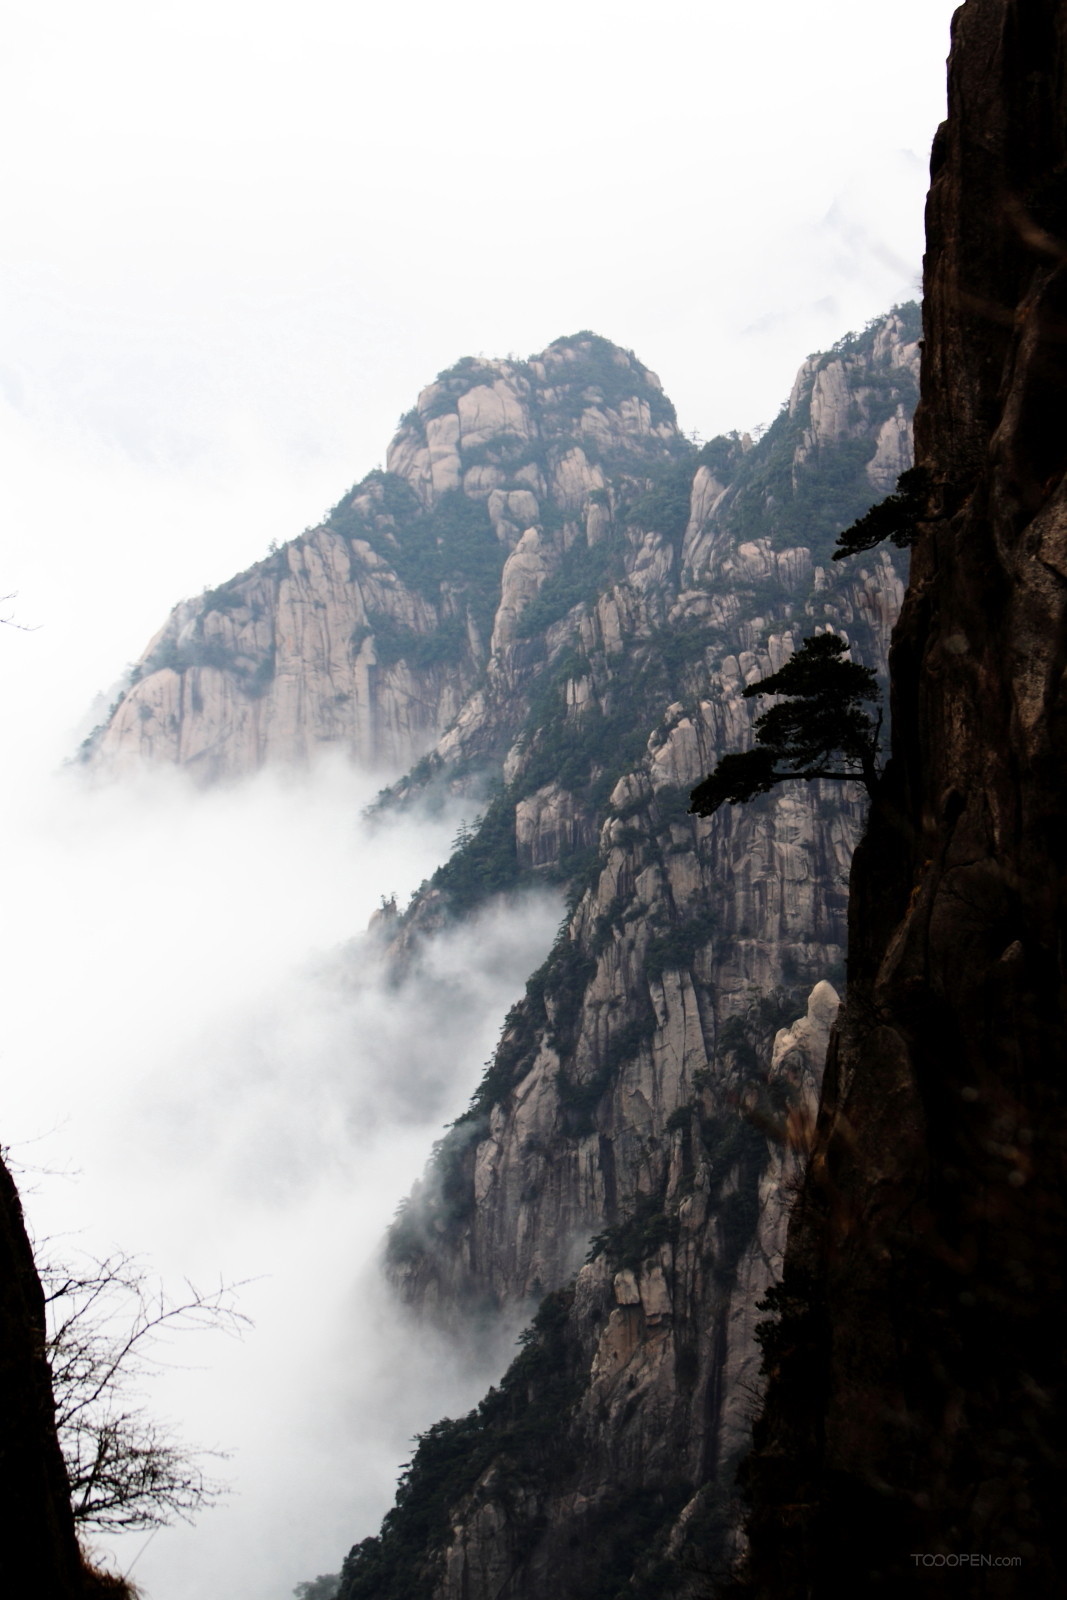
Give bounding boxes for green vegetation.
[714,304,921,565]
[293,1578,340,1600]
[555,1061,614,1133]
[428,791,525,916]
[696,432,745,483]
[644,907,719,979]
[689,633,882,815]
[568,1483,694,1600]
[422,632,691,923]
[540,332,678,430]
[418,357,502,420]
[541,939,597,1049]
[519,699,649,807]
[516,635,691,811]
[586,1192,679,1272]
[200,581,247,614]
[753,1265,824,1387]
[601,1009,658,1073]
[329,477,505,645]
[650,784,697,828]
[833,464,929,559]
[387,1117,485,1264]
[336,1290,583,1600]
[515,533,618,639]
[364,612,466,671]
[715,991,800,1075]
[624,457,695,548]
[427,921,598,1149]
[137,634,276,700]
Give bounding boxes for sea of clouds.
[1,752,560,1597]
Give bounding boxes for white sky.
[0,2,960,1596]
[1,0,958,727]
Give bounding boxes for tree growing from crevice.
[832,464,928,559]
[689,633,881,817]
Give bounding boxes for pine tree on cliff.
[688,632,881,816]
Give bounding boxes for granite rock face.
[744,4,1067,1594]
[416,983,840,1600]
[334,315,917,1599]
[87,339,683,780]
[384,313,918,1323]
[92,313,923,1597]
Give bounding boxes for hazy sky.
[2,0,958,739]
[0,2,960,1595]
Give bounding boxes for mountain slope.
[85,337,684,778]
[92,310,921,1597]
[384,310,918,1320]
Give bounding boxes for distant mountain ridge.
[88,309,920,1597]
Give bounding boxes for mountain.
[742,1,1067,1592]
[90,311,920,1594]
[339,317,917,1600]
[86,321,914,785]
[85,338,686,777]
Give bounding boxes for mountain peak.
[386,333,682,516]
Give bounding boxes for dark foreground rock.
[744,3,1067,1592]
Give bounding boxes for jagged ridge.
[90,310,921,1598]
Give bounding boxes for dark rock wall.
[0,1153,86,1594]
[745,3,1067,1593]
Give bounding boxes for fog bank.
[1,756,560,1597]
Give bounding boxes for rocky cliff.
[349,316,916,1596]
[381,310,918,1329]
[742,2,1067,1594]
[0,1153,105,1595]
[340,984,839,1600]
[85,338,685,778]
[93,310,921,1596]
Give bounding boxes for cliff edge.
[745,3,1067,1592]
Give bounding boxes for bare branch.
[0,590,40,631]
[38,1247,251,1533]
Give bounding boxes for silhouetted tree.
[41,1248,247,1532]
[689,633,881,817]
[293,1578,341,1600]
[832,465,928,559]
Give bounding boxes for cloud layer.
[1,757,559,1596]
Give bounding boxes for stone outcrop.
[91,310,922,1596]
[340,984,838,1600]
[385,312,918,1322]
[0,1154,94,1595]
[743,3,1067,1594]
[87,338,684,780]
[336,313,916,1598]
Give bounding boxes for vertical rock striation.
[335,315,920,1597]
[340,985,839,1600]
[89,310,923,1595]
[745,3,1067,1593]
[86,338,684,779]
[384,314,920,1325]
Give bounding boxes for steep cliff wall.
[87,338,685,779]
[93,310,922,1597]
[328,316,919,1598]
[0,1154,97,1595]
[744,3,1067,1594]
[340,984,838,1600]
[385,313,918,1321]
